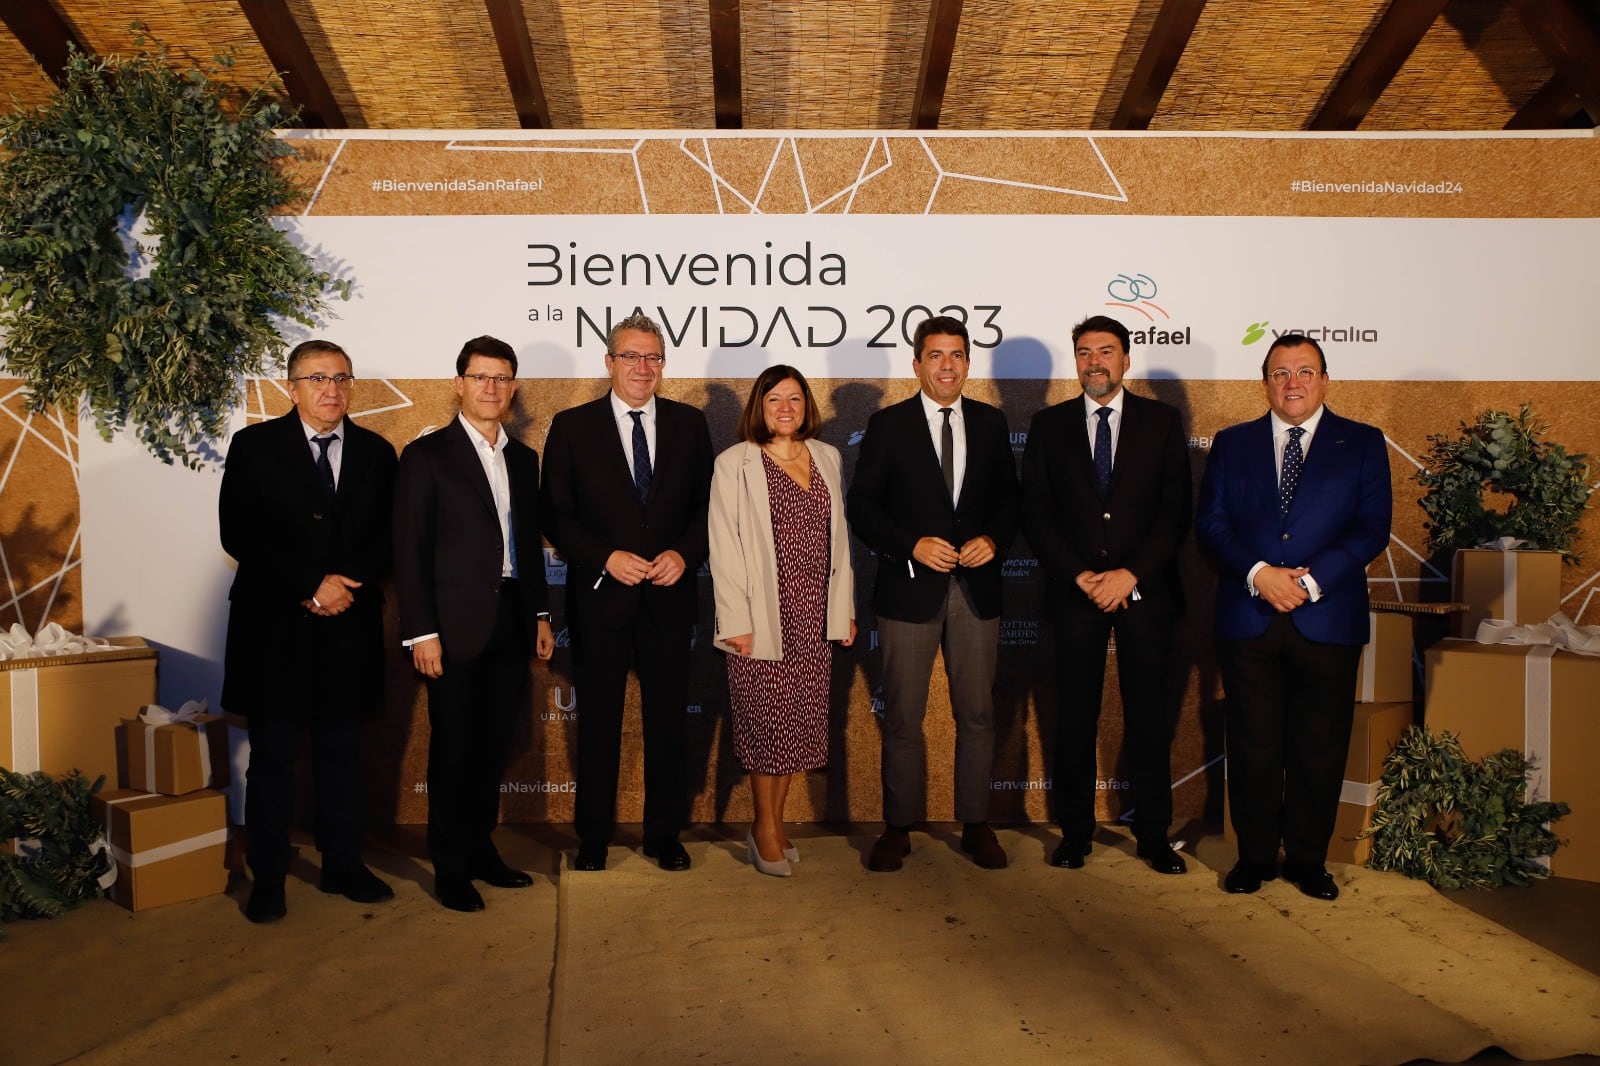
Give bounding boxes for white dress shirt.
[611,390,658,470]
[1247,404,1327,601]
[1083,387,1125,463]
[299,418,343,489]
[919,390,966,505]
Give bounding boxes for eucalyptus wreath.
[1362,726,1568,889]
[1414,405,1591,563]
[0,40,347,467]
[0,768,111,936]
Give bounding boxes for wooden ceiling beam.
[1505,74,1587,129]
[1110,0,1206,131]
[237,0,347,128]
[0,0,89,85]
[1310,0,1449,131]
[1512,0,1600,125]
[709,0,742,129]
[485,0,552,128]
[911,0,963,130]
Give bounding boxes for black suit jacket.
[540,394,713,630]
[220,411,396,719]
[1021,390,1192,615]
[847,393,1019,622]
[393,417,550,661]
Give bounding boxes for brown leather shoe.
[867,827,912,872]
[960,823,1008,869]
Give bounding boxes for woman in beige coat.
[710,365,855,876]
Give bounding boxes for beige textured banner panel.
[278,132,1600,218]
[1363,1,1552,133]
[0,388,80,633]
[944,0,1150,130]
[221,376,1599,825]
[58,0,279,90]
[741,0,922,130]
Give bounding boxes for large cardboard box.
[90,788,229,911]
[1,639,159,784]
[116,710,230,796]
[1223,701,1414,865]
[1451,548,1563,638]
[1356,612,1413,704]
[1424,639,1600,883]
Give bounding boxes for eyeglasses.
[461,373,515,386]
[290,373,356,388]
[1268,367,1321,386]
[611,352,666,367]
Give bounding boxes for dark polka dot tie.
[1280,426,1305,517]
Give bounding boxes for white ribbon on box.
[1359,612,1381,703]
[1473,537,1535,622]
[132,700,213,792]
[1472,611,1598,869]
[4,624,115,774]
[96,791,231,891]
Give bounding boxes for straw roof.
[0,2,1594,131]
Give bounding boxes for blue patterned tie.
[1280,426,1305,516]
[1094,406,1113,495]
[312,434,337,498]
[629,410,652,504]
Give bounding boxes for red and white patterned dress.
[727,451,833,775]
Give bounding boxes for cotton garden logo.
[1241,321,1271,345]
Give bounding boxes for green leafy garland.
[0,768,111,936]
[0,39,347,468]
[1414,405,1591,564]
[1363,726,1568,889]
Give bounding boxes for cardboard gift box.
[1,639,159,785]
[116,704,230,796]
[1224,701,1414,865]
[1424,639,1600,883]
[90,788,229,911]
[1356,612,1413,704]
[1451,547,1562,638]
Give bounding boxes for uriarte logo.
[1241,320,1379,345]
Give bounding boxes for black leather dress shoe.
[320,862,395,903]
[1223,860,1278,894]
[1282,861,1339,900]
[1049,839,1090,869]
[246,879,287,923]
[642,839,691,871]
[1135,839,1188,875]
[436,875,486,912]
[469,857,534,888]
[867,827,912,872]
[573,843,607,871]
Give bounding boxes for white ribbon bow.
[0,622,113,661]
[1476,612,1600,657]
[1477,536,1536,551]
[138,699,210,726]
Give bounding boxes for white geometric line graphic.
[241,378,415,423]
[918,135,1130,215]
[751,138,786,214]
[302,138,348,216]
[677,137,895,215]
[443,138,652,213]
[678,139,760,213]
[0,386,78,471]
[1117,753,1227,823]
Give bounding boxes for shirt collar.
[1085,388,1125,418]
[1269,404,1326,438]
[610,390,657,422]
[919,390,960,420]
[457,411,507,454]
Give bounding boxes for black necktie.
[312,434,337,497]
[1094,407,1113,495]
[629,410,652,504]
[1280,426,1305,516]
[940,407,955,502]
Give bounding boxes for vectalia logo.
[1241,320,1378,345]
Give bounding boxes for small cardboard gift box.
[1224,701,1414,865]
[1355,612,1413,704]
[90,788,229,911]
[1,639,158,785]
[116,703,230,796]
[1424,639,1600,883]
[1451,548,1562,638]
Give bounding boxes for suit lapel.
[445,418,498,516]
[271,412,330,504]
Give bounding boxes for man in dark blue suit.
[848,315,1019,872]
[221,339,397,923]
[1022,315,1192,875]
[1196,333,1391,900]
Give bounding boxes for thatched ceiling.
[0,1,1595,133]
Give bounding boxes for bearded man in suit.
[1021,315,1193,875]
[221,339,397,923]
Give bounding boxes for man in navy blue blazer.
[1195,333,1390,901]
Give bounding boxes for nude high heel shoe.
[746,832,792,877]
